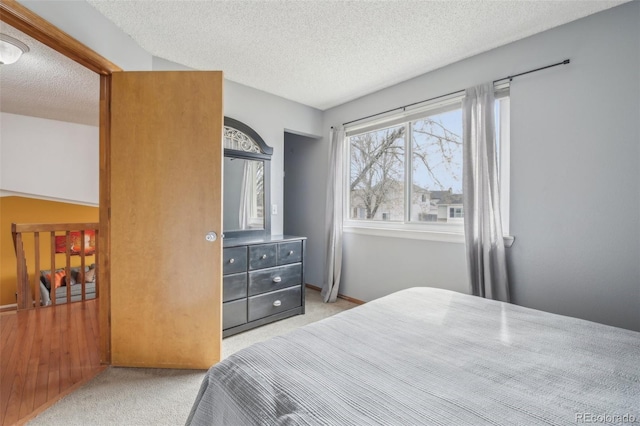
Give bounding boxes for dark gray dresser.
[222,235,306,337]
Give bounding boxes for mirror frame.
[223,117,272,238]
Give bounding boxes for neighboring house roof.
[429,189,463,205]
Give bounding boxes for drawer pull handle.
[229,258,235,264]
[273,300,282,307]
[272,276,282,283]
[261,254,267,259]
[289,250,294,255]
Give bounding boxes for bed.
[187,287,640,425]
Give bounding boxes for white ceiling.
[87,0,628,110]
[0,1,628,127]
[0,21,99,126]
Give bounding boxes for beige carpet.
[28,288,357,425]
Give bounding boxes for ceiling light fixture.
[0,34,29,65]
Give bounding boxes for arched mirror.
[223,117,272,238]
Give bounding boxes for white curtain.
[322,127,345,303]
[462,83,510,302]
[238,161,250,230]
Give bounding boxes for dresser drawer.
[248,263,302,296]
[249,244,277,270]
[224,247,247,275]
[248,285,302,322]
[223,299,247,330]
[278,241,302,265]
[223,273,247,302]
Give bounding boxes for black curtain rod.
[342,58,570,127]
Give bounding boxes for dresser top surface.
[223,234,306,248]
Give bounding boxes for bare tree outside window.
[349,125,405,220]
[347,96,509,232]
[348,107,463,223]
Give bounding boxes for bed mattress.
[187,287,640,425]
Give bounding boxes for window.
[449,207,463,218]
[410,107,463,224]
[348,124,405,221]
[345,92,510,238]
[353,207,366,219]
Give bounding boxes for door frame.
[0,0,120,363]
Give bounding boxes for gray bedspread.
[187,287,640,425]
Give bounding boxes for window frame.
[343,86,510,243]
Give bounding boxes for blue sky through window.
[412,109,463,194]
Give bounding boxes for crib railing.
[12,222,99,310]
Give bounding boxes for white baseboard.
[0,303,17,312]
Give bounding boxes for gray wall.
[313,2,639,331]
[341,234,469,301]
[224,82,323,235]
[20,1,152,70]
[283,133,323,286]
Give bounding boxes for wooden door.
[110,71,223,368]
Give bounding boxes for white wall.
[309,2,639,331]
[0,113,99,205]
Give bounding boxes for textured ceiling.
[0,1,628,126]
[0,22,99,126]
[87,0,628,110]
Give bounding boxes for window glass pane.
[349,125,405,221]
[345,93,508,233]
[410,109,463,223]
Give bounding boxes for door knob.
[205,231,217,242]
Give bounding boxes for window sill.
[343,225,516,247]
[343,225,465,243]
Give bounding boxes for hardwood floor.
[0,299,105,425]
